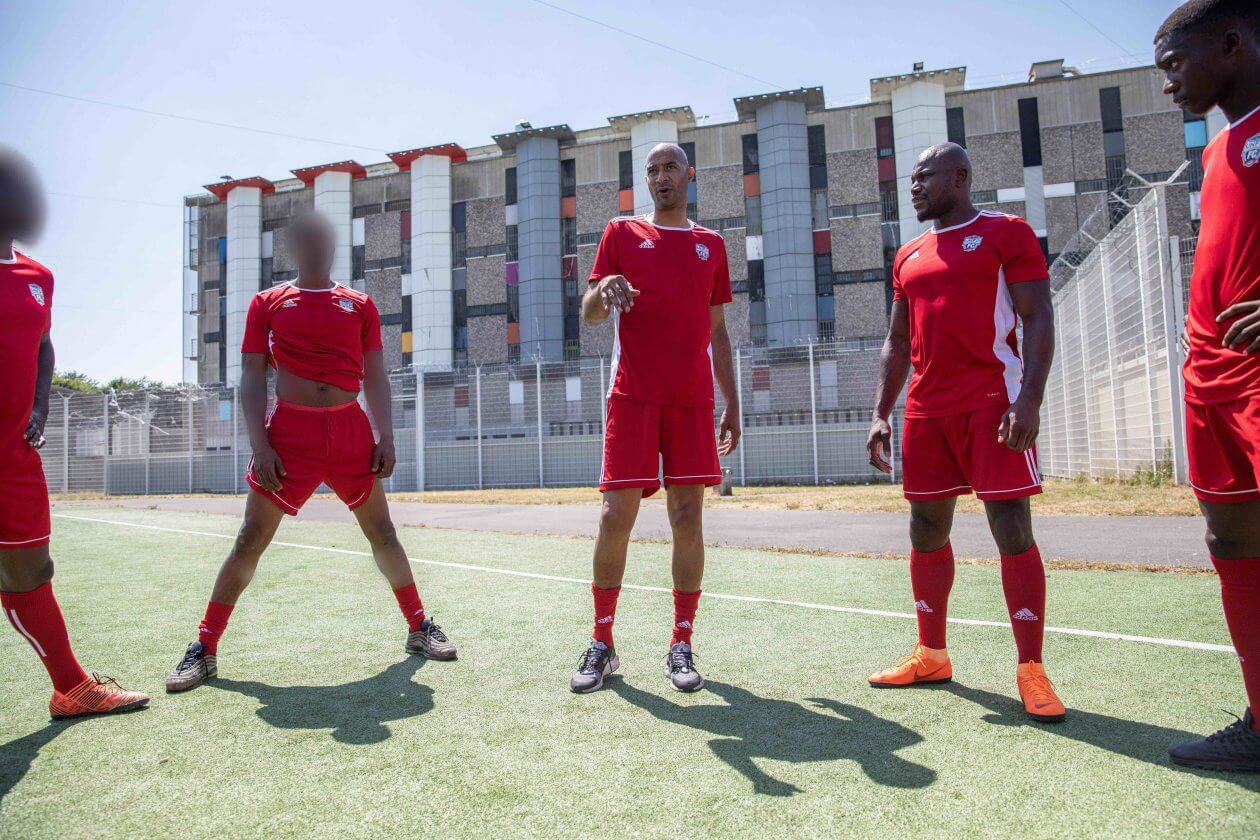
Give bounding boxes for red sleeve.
[1001,218,1049,285]
[891,258,905,302]
[241,293,270,354]
[43,271,54,332]
[589,221,620,283]
[710,236,732,306]
[361,296,384,352]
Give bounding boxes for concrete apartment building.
[182,59,1216,386]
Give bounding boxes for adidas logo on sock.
[596,615,614,624]
[914,600,933,613]
[675,620,693,629]
[1012,608,1040,621]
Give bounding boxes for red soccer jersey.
[892,211,1049,418]
[589,215,732,408]
[241,281,383,393]
[0,251,53,441]
[1184,105,1260,405]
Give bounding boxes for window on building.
[1100,87,1123,132]
[875,117,894,159]
[352,245,365,280]
[505,167,517,205]
[1184,116,1208,149]
[451,202,466,233]
[680,141,696,170]
[947,107,967,148]
[507,284,519,324]
[807,124,827,190]
[816,294,834,322]
[745,195,763,237]
[401,295,412,334]
[506,225,519,262]
[814,253,833,294]
[748,259,765,302]
[562,218,577,256]
[618,150,633,190]
[879,181,899,223]
[561,158,576,198]
[811,190,829,230]
[1017,97,1042,167]
[742,133,760,174]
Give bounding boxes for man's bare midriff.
[275,367,358,408]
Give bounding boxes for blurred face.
[909,156,961,223]
[289,214,336,278]
[645,146,693,212]
[1155,29,1231,116]
[0,152,46,243]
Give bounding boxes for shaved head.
[644,142,694,214]
[919,142,971,174]
[0,147,46,243]
[646,142,690,169]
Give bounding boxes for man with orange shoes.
[865,142,1064,722]
[0,148,149,720]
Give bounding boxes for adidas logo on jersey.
[281,299,298,308]
[907,249,920,261]
[639,239,655,249]
[914,600,933,613]
[1012,608,1039,621]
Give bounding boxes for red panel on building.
[387,144,468,172]
[743,173,760,197]
[751,365,771,391]
[289,161,368,186]
[454,383,470,408]
[813,229,831,254]
[877,157,897,182]
[562,256,578,280]
[507,323,521,344]
[560,196,577,219]
[203,176,275,201]
[400,210,411,240]
[618,189,634,212]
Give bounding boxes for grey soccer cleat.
[166,641,217,693]
[405,619,457,660]
[570,639,619,693]
[666,642,704,692]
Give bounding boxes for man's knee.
[909,505,952,545]
[667,494,704,535]
[360,517,399,549]
[599,499,638,538]
[233,518,273,557]
[0,550,54,592]
[986,500,1034,554]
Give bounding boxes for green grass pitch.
[1,505,1258,837]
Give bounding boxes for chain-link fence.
[1039,179,1190,482]
[42,339,899,497]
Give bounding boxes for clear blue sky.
[1,0,1175,384]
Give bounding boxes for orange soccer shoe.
[49,674,150,720]
[1017,661,1067,723]
[868,644,953,687]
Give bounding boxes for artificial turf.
[0,505,1256,838]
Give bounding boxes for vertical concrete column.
[410,155,454,369]
[756,99,816,346]
[314,170,353,283]
[891,79,948,242]
[630,118,679,215]
[517,136,563,362]
[224,186,262,385]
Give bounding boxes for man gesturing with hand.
[864,143,1063,723]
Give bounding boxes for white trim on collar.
[1228,103,1260,130]
[929,213,983,235]
[0,248,20,264]
[288,279,342,292]
[646,213,694,231]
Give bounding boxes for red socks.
[592,584,621,646]
[672,589,701,646]
[392,583,426,632]
[198,601,235,655]
[1001,544,1046,663]
[1211,555,1260,731]
[910,544,955,649]
[2,582,90,693]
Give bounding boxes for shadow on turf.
[948,683,1260,790]
[610,678,935,795]
[211,656,432,745]
[0,720,79,804]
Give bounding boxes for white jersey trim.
[993,267,1024,404]
[646,212,695,231]
[287,280,343,293]
[929,213,982,235]
[1228,104,1260,129]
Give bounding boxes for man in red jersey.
[865,142,1065,722]
[569,142,739,694]
[1155,0,1260,772]
[165,211,456,693]
[0,148,149,720]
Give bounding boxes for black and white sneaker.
[1169,708,1260,772]
[165,641,217,693]
[570,639,618,693]
[405,619,457,660]
[666,642,704,693]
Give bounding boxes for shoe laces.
[1020,668,1058,705]
[577,644,606,675]
[1204,712,1256,745]
[90,673,127,695]
[175,644,204,674]
[666,646,696,674]
[425,621,448,643]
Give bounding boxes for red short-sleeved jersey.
[892,211,1049,419]
[589,215,732,408]
[1184,105,1260,405]
[0,251,53,441]
[241,281,383,392]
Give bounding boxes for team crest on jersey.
[338,298,356,313]
[962,235,984,252]
[695,243,710,261]
[1243,133,1260,168]
[28,283,45,306]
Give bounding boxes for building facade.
[182,60,1214,385]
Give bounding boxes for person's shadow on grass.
[0,719,78,804]
[212,656,433,745]
[948,682,1260,791]
[610,678,935,795]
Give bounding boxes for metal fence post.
[808,342,819,485]
[475,366,484,491]
[61,393,70,493]
[102,393,110,496]
[232,387,240,494]
[735,347,746,486]
[187,393,194,493]
[144,391,152,495]
[1154,187,1189,484]
[415,368,426,493]
[1097,241,1123,477]
[1132,200,1161,475]
[536,361,544,489]
[1074,282,1094,478]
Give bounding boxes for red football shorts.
[0,434,51,548]
[246,400,378,515]
[1186,395,1260,504]
[600,397,721,498]
[902,403,1042,502]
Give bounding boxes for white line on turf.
[51,513,1235,655]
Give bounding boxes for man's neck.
[933,201,979,231]
[650,205,689,228]
[294,274,335,289]
[1220,71,1260,125]
[0,238,13,261]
